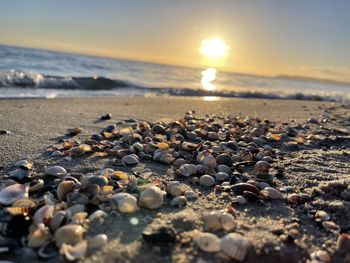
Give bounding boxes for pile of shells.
[0,111,347,261]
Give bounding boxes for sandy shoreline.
[0,97,349,262]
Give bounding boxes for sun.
[199,37,230,58]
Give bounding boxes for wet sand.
[0,97,349,262]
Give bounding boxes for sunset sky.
[1,0,350,81]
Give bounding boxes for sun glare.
[199,37,230,58]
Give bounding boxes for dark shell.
[142,227,176,245]
[231,183,260,196]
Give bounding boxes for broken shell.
[165,181,184,197]
[111,193,139,213]
[15,160,34,170]
[88,234,108,250]
[178,164,197,177]
[195,232,221,252]
[170,196,187,207]
[220,233,250,261]
[57,181,75,201]
[121,154,139,165]
[199,175,215,187]
[254,161,271,175]
[60,240,87,261]
[46,166,67,177]
[139,186,165,209]
[55,225,86,247]
[28,227,52,248]
[0,183,29,205]
[260,187,282,200]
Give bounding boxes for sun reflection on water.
[202,96,220,101]
[201,68,217,91]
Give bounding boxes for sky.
[1,0,350,81]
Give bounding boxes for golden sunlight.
[199,37,230,58]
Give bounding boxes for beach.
[0,97,349,262]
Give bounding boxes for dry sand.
[0,97,349,263]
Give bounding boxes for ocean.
[0,44,349,101]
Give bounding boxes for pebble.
[170,196,187,207]
[199,175,215,187]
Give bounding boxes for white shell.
[88,234,108,250]
[220,233,250,261]
[33,205,54,226]
[111,193,139,213]
[195,232,221,252]
[165,181,184,197]
[170,196,187,207]
[203,211,235,231]
[199,175,215,187]
[139,186,165,209]
[121,154,139,165]
[0,183,29,205]
[46,166,67,177]
[178,164,197,177]
[60,240,87,261]
[55,224,86,247]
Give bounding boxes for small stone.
[178,164,197,177]
[215,154,233,166]
[121,154,139,165]
[100,114,112,120]
[170,196,187,207]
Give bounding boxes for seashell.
[260,187,282,200]
[199,175,215,187]
[66,204,85,216]
[88,234,108,250]
[336,233,350,253]
[203,211,235,231]
[202,155,217,169]
[158,153,174,164]
[232,183,260,196]
[0,183,29,205]
[195,164,209,174]
[57,181,75,201]
[165,181,184,197]
[195,232,221,252]
[170,196,187,207]
[315,210,330,222]
[87,175,109,187]
[132,142,144,152]
[28,227,52,248]
[215,172,230,183]
[215,154,233,166]
[196,150,209,164]
[287,193,301,204]
[70,144,92,156]
[310,250,331,263]
[88,210,108,223]
[11,198,36,211]
[181,142,198,151]
[15,160,34,170]
[67,192,90,205]
[236,195,247,205]
[217,164,231,174]
[71,212,89,225]
[139,186,165,209]
[46,166,67,177]
[60,240,87,261]
[10,169,32,182]
[178,164,197,177]
[55,224,86,247]
[33,205,54,226]
[29,179,45,192]
[50,210,71,232]
[121,154,139,165]
[240,151,253,162]
[111,193,139,213]
[254,161,271,175]
[184,190,197,200]
[322,221,340,232]
[220,233,250,261]
[66,127,82,136]
[79,184,100,200]
[173,158,186,168]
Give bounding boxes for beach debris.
[100,113,112,120]
[0,130,12,135]
[111,193,139,213]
